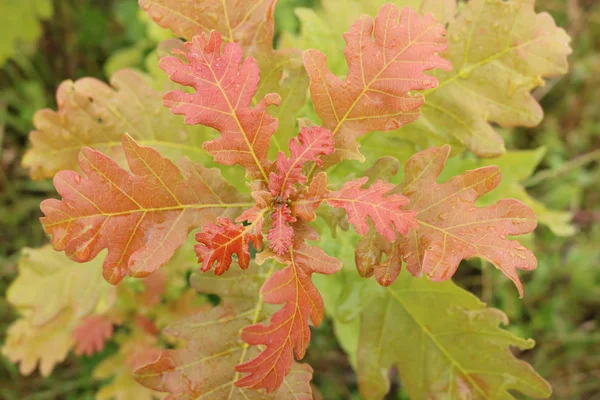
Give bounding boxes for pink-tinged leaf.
[236,238,342,391]
[267,205,297,255]
[325,177,417,241]
[72,315,113,356]
[291,172,329,222]
[40,134,246,284]
[268,127,334,199]
[195,217,263,275]
[139,0,274,47]
[304,4,452,162]
[159,31,280,180]
[395,145,538,296]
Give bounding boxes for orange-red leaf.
[267,205,296,256]
[398,145,537,296]
[325,177,417,241]
[268,126,334,199]
[304,4,451,162]
[72,315,113,356]
[291,172,329,222]
[195,217,263,275]
[235,240,342,391]
[159,31,280,180]
[135,265,314,399]
[41,134,246,284]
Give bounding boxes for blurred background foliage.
[0,0,598,399]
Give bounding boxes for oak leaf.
[23,69,208,179]
[357,273,551,399]
[267,204,297,255]
[135,264,314,399]
[73,315,114,356]
[236,234,341,391]
[7,245,114,326]
[400,0,572,156]
[195,217,263,275]
[159,31,280,180]
[139,0,272,48]
[291,172,329,222]
[139,0,308,151]
[2,309,75,377]
[304,4,451,162]
[268,126,334,199]
[41,134,247,284]
[325,177,417,241]
[357,145,537,295]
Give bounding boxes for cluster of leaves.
[2,0,575,398]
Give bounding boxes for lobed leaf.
[236,234,341,391]
[139,0,308,152]
[135,264,314,399]
[439,147,575,236]
[304,4,451,162]
[267,204,296,255]
[139,0,272,47]
[357,146,538,296]
[23,69,209,179]
[160,32,281,180]
[2,309,75,377]
[6,246,114,326]
[401,0,572,156]
[268,126,334,199]
[357,273,551,399]
[290,172,329,222]
[195,217,264,275]
[325,177,417,241]
[41,134,248,284]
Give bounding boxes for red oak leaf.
[304,4,451,162]
[291,172,329,222]
[268,126,334,199]
[40,134,245,284]
[72,315,113,356]
[195,217,263,275]
[267,205,296,255]
[235,235,342,391]
[396,145,538,296]
[159,31,281,180]
[325,177,417,241]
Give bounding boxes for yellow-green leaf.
[2,309,75,377]
[400,0,571,156]
[7,246,115,326]
[357,273,552,399]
